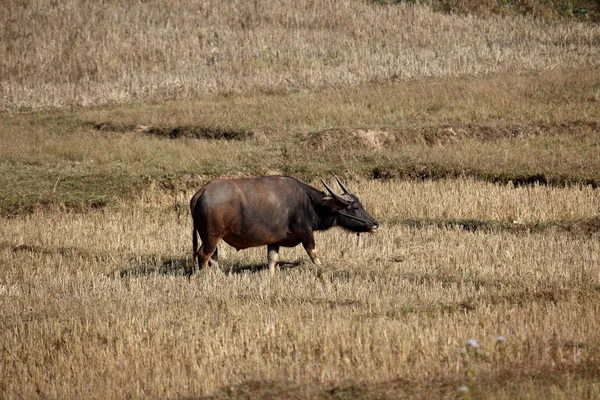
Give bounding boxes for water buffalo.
[189,176,378,274]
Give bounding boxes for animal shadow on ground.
[119,256,193,278]
[118,255,305,278]
[227,260,304,274]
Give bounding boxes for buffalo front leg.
[267,244,280,274]
[209,247,219,270]
[302,235,322,265]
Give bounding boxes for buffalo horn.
[321,179,352,205]
[335,176,350,194]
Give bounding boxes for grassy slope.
[2,1,599,110]
[1,67,599,216]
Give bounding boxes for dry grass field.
[1,0,599,110]
[1,1,600,399]
[2,181,600,399]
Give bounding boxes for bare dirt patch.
[371,165,600,188]
[306,129,397,150]
[91,122,255,140]
[304,121,600,150]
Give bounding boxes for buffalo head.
[321,177,379,233]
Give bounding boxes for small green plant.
[459,336,507,398]
[499,0,516,7]
[371,0,430,5]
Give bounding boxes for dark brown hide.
[190,176,378,274]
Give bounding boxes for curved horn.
[335,176,350,194]
[321,179,338,197]
[321,179,352,205]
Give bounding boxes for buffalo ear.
[323,196,349,211]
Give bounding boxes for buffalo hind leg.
[267,245,280,274]
[194,237,220,274]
